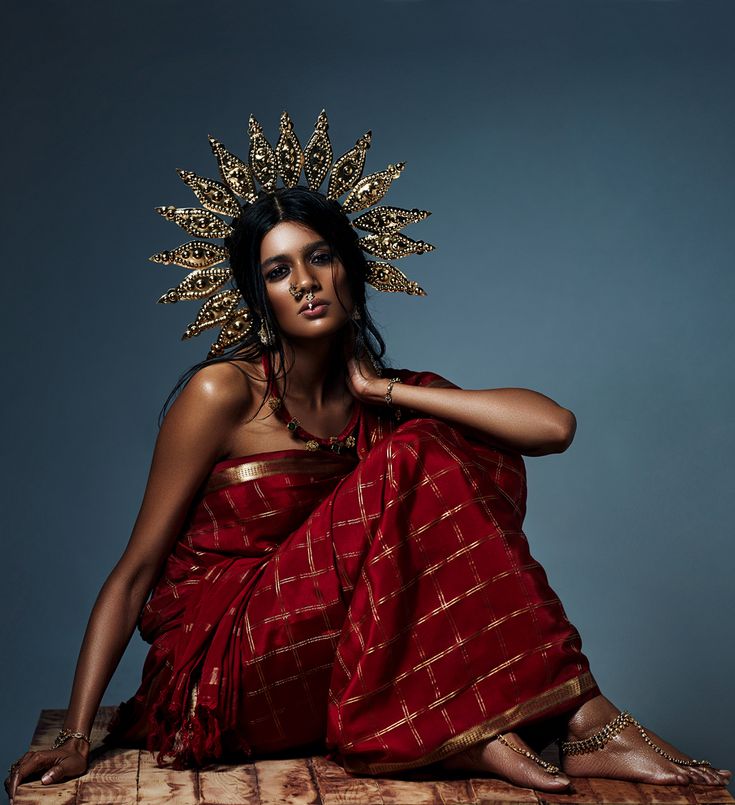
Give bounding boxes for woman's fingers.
[6,751,43,800]
[346,356,383,401]
[345,358,367,397]
[6,751,37,801]
[5,749,86,801]
[40,754,72,784]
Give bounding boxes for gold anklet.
[561,710,712,768]
[561,711,634,755]
[496,733,560,775]
[633,719,711,768]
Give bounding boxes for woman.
[5,114,730,800]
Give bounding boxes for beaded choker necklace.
[267,395,359,453]
[262,355,359,454]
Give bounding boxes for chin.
[284,320,350,342]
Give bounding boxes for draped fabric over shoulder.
[104,366,598,774]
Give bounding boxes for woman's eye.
[312,252,332,265]
[266,265,289,281]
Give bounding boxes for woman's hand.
[346,356,388,404]
[5,740,89,802]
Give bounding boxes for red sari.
[105,367,598,774]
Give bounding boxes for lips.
[298,298,329,313]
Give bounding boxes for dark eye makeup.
[265,251,333,282]
[266,265,289,281]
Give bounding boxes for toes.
[518,769,570,793]
[656,768,690,787]
[685,766,710,785]
[551,773,571,789]
[532,773,568,791]
[701,767,729,786]
[440,738,571,793]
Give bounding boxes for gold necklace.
[267,395,358,453]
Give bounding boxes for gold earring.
[258,320,274,346]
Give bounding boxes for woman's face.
[258,220,354,341]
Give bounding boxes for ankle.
[566,695,620,740]
[497,733,562,776]
[562,711,634,757]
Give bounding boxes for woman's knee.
[366,417,525,507]
[388,417,466,451]
[366,417,474,488]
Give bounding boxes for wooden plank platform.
[12,708,734,804]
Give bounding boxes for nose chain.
[289,284,316,309]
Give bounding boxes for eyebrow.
[260,240,329,270]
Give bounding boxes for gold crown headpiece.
[152,110,434,357]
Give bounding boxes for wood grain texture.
[434,778,480,803]
[137,748,199,805]
[638,782,698,804]
[588,778,646,803]
[310,755,383,804]
[254,758,319,805]
[12,781,79,804]
[76,749,139,805]
[688,785,735,805]
[373,776,447,804]
[470,777,541,804]
[11,710,734,805]
[199,763,259,804]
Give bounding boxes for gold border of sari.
[206,452,358,494]
[343,671,597,775]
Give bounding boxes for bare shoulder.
[171,360,260,422]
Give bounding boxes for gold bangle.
[384,377,402,406]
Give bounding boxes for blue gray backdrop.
[2,0,733,787]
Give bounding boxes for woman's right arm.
[7,363,252,800]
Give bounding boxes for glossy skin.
[5,222,730,801]
[259,222,353,344]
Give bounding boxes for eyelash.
[266,252,332,281]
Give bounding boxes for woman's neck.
[274,335,350,410]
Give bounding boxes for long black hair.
[159,186,387,425]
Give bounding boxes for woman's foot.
[440,731,571,792]
[563,696,731,787]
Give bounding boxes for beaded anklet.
[561,711,711,768]
[496,733,561,774]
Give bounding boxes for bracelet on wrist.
[52,728,91,750]
[384,377,402,406]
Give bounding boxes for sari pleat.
[105,369,598,773]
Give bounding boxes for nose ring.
[289,284,315,304]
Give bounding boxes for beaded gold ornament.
[153,110,434,358]
[561,711,712,769]
[496,734,560,775]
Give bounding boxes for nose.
[292,260,321,290]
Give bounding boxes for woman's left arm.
[347,359,576,456]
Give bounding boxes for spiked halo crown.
[152,110,434,357]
